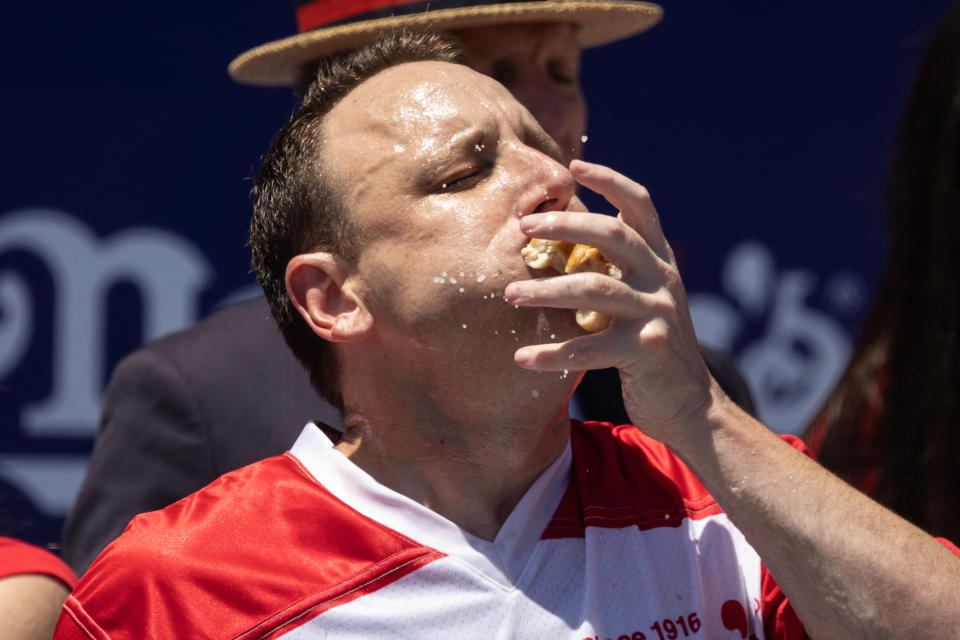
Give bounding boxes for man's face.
[455,23,587,162]
[322,61,585,362]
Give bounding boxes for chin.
[484,308,581,366]
[534,307,584,341]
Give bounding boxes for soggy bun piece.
[521,239,622,332]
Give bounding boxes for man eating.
[62,0,755,577]
[56,33,960,639]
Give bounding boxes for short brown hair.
[249,31,466,411]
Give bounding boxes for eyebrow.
[434,122,563,167]
[450,128,487,155]
[426,127,487,166]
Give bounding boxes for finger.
[569,160,671,262]
[505,273,670,316]
[519,212,665,280]
[514,331,633,372]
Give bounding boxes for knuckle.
[660,263,681,287]
[607,222,629,246]
[639,319,671,347]
[580,273,617,297]
[633,184,651,203]
[654,291,680,315]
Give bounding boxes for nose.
[509,78,586,163]
[511,144,577,217]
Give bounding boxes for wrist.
[648,378,746,463]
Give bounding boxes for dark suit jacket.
[62,296,754,575]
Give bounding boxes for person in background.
[62,0,754,576]
[0,536,77,640]
[804,1,960,543]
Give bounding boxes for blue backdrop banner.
[0,0,953,549]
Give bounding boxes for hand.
[504,160,714,442]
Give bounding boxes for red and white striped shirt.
[57,421,808,639]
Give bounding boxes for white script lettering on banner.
[689,241,861,435]
[1,214,864,517]
[0,209,213,437]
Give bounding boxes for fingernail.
[503,285,527,304]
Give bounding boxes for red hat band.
[295,0,541,33]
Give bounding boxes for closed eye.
[548,59,576,85]
[438,163,492,192]
[490,61,517,87]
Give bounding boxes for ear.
[285,252,373,342]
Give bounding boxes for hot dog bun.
[520,238,621,332]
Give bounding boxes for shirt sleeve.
[759,565,808,640]
[760,436,960,638]
[54,600,99,640]
[0,536,77,588]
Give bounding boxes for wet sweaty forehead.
[322,61,558,171]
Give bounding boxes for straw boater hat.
[229,0,663,87]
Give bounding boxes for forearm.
[667,383,960,639]
[506,162,960,636]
